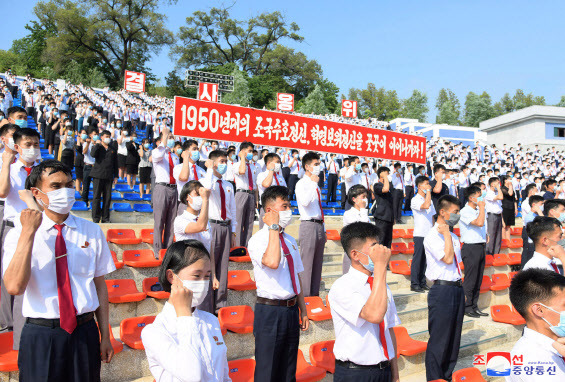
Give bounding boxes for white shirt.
[343,207,370,227]
[391,171,404,190]
[486,189,503,214]
[141,302,231,382]
[288,157,301,175]
[523,252,561,274]
[232,161,256,191]
[3,159,31,222]
[257,169,287,197]
[522,197,532,215]
[359,171,372,190]
[173,162,206,201]
[296,176,324,221]
[424,224,462,282]
[248,226,304,300]
[200,170,237,233]
[328,267,400,365]
[152,144,180,184]
[174,211,212,252]
[344,167,361,193]
[2,212,116,318]
[328,160,340,175]
[404,171,415,187]
[411,193,435,238]
[506,327,565,381]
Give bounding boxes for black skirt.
[502,208,515,226]
[139,167,151,183]
[126,163,139,176]
[117,154,127,168]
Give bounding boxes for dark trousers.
[254,303,299,382]
[374,218,393,248]
[392,189,403,222]
[287,174,299,200]
[145,124,154,143]
[92,178,112,223]
[410,236,426,288]
[81,165,93,203]
[19,318,101,382]
[340,182,347,209]
[461,243,486,312]
[282,167,290,185]
[327,174,338,202]
[486,213,502,255]
[426,284,465,381]
[210,222,231,313]
[298,221,327,296]
[152,184,178,254]
[235,191,256,248]
[334,362,392,382]
[458,187,467,208]
[521,229,535,269]
[403,186,414,211]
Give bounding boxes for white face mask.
[20,148,41,163]
[361,198,368,208]
[274,163,281,172]
[103,138,111,144]
[6,137,15,151]
[278,209,293,228]
[174,275,209,308]
[37,187,75,214]
[311,165,321,176]
[189,195,203,211]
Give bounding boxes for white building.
[389,118,486,148]
[479,106,565,149]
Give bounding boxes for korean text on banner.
[124,70,146,93]
[173,96,426,163]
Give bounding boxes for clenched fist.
[20,209,42,232]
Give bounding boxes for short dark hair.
[239,141,254,151]
[415,176,429,188]
[261,185,289,208]
[7,106,26,118]
[488,177,499,186]
[182,139,198,150]
[433,164,446,173]
[302,152,320,168]
[465,185,482,201]
[158,240,210,293]
[208,150,227,161]
[179,180,202,205]
[437,195,460,213]
[526,216,562,243]
[525,184,537,195]
[529,195,544,207]
[377,166,390,178]
[543,199,565,217]
[264,152,280,164]
[341,222,382,259]
[100,130,111,138]
[347,184,368,206]
[0,123,18,137]
[26,159,72,190]
[12,128,40,144]
[544,179,557,189]
[510,268,565,320]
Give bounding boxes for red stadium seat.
[391,243,407,255]
[510,227,523,236]
[509,238,523,249]
[229,247,251,263]
[228,358,255,382]
[159,249,167,260]
[407,241,415,254]
[509,271,518,280]
[392,229,406,239]
[403,229,414,239]
[389,260,411,276]
[452,227,461,237]
[120,315,156,350]
[492,253,509,267]
[304,296,332,321]
[0,332,18,371]
[218,305,254,335]
[326,229,341,241]
[485,255,494,267]
[507,253,521,265]
[490,274,510,291]
[393,326,427,356]
[122,249,162,268]
[227,270,256,291]
[452,367,486,382]
[140,228,154,244]
[97,323,124,355]
[309,340,335,373]
[142,277,170,299]
[106,229,142,245]
[296,349,326,382]
[106,279,147,303]
[491,305,526,325]
[501,239,509,249]
[111,251,124,270]
[325,294,331,311]
[480,276,493,293]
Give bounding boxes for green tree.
[34,0,175,88]
[248,74,290,109]
[222,69,252,106]
[317,78,340,114]
[435,88,460,123]
[298,83,328,115]
[556,96,565,107]
[10,20,56,76]
[463,91,495,127]
[347,84,401,121]
[400,89,429,122]
[437,100,460,125]
[0,50,21,73]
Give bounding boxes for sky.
[1,0,564,121]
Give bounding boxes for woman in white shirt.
[141,240,231,382]
[342,184,370,273]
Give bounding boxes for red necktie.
[24,167,33,176]
[454,251,462,276]
[366,174,369,187]
[367,276,389,360]
[297,161,300,171]
[280,233,298,295]
[192,164,199,181]
[274,173,280,185]
[333,162,337,173]
[247,164,253,190]
[54,224,77,334]
[551,262,560,274]
[217,180,227,220]
[168,152,175,184]
[316,188,324,221]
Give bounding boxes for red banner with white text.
[173,96,426,163]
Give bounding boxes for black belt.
[336,359,391,370]
[434,279,463,287]
[304,219,324,224]
[156,182,177,189]
[0,200,4,206]
[487,212,501,216]
[257,296,297,307]
[210,219,231,227]
[3,220,14,228]
[26,312,94,328]
[237,189,254,194]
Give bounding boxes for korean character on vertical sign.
[276,93,294,112]
[124,70,146,93]
[198,82,219,102]
[341,99,358,118]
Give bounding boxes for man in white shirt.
[327,153,340,203]
[344,157,362,211]
[339,158,350,210]
[485,177,503,256]
[342,185,370,273]
[403,164,416,213]
[410,176,435,293]
[286,149,301,201]
[295,152,327,297]
[328,222,400,381]
[390,163,405,224]
[256,153,286,229]
[523,216,565,274]
[232,141,257,248]
[521,184,538,216]
[507,269,565,381]
[248,185,309,381]
[424,195,465,381]
[3,160,115,380]
[173,139,206,216]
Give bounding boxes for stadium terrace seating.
[120,316,156,350]
[106,229,142,244]
[393,326,428,356]
[309,340,335,373]
[122,249,162,268]
[492,254,509,267]
[391,242,407,255]
[325,229,341,241]
[140,228,155,244]
[491,305,526,326]
[296,350,326,382]
[142,277,170,300]
[228,359,256,382]
[452,367,487,382]
[303,296,332,321]
[490,274,511,291]
[134,203,153,213]
[227,270,257,291]
[123,193,142,201]
[480,276,494,293]
[508,238,523,249]
[106,279,147,303]
[507,253,521,266]
[501,239,509,249]
[229,247,251,262]
[0,332,18,372]
[390,260,411,276]
[403,229,414,239]
[113,203,134,212]
[218,305,254,335]
[485,255,494,267]
[111,192,123,201]
[510,227,522,236]
[392,229,406,239]
[111,251,124,270]
[72,201,89,211]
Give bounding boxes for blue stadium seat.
[113,203,134,212]
[111,192,123,201]
[123,193,142,201]
[290,201,298,207]
[75,191,82,199]
[141,194,152,201]
[43,154,55,160]
[326,202,340,208]
[71,201,89,211]
[115,184,134,192]
[291,208,300,215]
[87,191,94,200]
[133,203,153,213]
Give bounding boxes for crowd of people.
[1,72,565,381]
